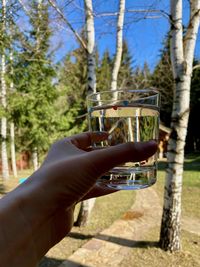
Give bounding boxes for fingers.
[86,141,158,176]
[70,131,108,150]
[81,185,118,201]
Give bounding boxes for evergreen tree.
[97,41,133,92]
[186,60,200,152]
[132,63,151,90]
[96,50,112,92]
[10,0,58,156]
[57,44,88,136]
[151,35,174,126]
[118,40,133,89]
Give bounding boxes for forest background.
[0,0,200,177]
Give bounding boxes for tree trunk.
[74,198,96,227]
[1,118,9,180]
[1,0,9,180]
[36,0,42,52]
[160,0,200,252]
[110,0,125,92]
[85,0,96,95]
[75,0,96,227]
[32,148,39,171]
[10,123,18,178]
[9,34,18,178]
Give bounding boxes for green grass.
[156,156,200,219]
[121,228,200,267]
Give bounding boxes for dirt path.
[182,217,200,236]
[58,186,200,267]
[58,187,162,267]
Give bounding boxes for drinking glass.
[87,89,160,190]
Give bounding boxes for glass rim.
[87,89,159,102]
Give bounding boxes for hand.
[0,132,157,266]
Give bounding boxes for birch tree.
[32,0,43,171]
[8,6,18,178]
[160,0,200,251]
[74,0,97,227]
[85,0,96,95]
[111,0,126,92]
[47,0,97,226]
[9,51,18,178]
[76,0,126,226]
[0,0,10,180]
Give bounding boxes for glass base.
[97,166,157,190]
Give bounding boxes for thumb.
[87,141,158,177]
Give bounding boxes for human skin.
[0,132,157,267]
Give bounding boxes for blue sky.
[52,0,200,71]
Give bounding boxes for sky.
[51,0,200,72]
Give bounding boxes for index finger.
[86,140,158,177]
[70,131,108,149]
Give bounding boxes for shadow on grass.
[68,232,159,249]
[158,154,200,172]
[97,234,159,249]
[39,257,91,267]
[68,232,94,240]
[39,256,63,267]
[0,183,6,196]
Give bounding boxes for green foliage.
[150,35,174,126]
[56,45,88,136]
[96,50,112,92]
[132,63,151,90]
[150,33,200,152]
[97,41,134,91]
[8,1,59,153]
[118,41,133,89]
[186,60,200,152]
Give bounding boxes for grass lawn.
[0,153,199,267]
[121,228,200,267]
[156,155,200,219]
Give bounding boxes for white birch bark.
[10,122,17,177]
[32,148,39,171]
[9,15,18,178]
[85,0,96,94]
[1,0,9,180]
[111,0,125,92]
[36,0,42,53]
[30,0,43,173]
[160,0,200,251]
[10,51,18,177]
[75,0,96,227]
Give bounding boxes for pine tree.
[97,50,112,92]
[186,60,200,152]
[132,63,151,90]
[10,0,58,160]
[151,35,174,126]
[118,40,133,89]
[57,44,88,136]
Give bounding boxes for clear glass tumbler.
[87,89,160,190]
